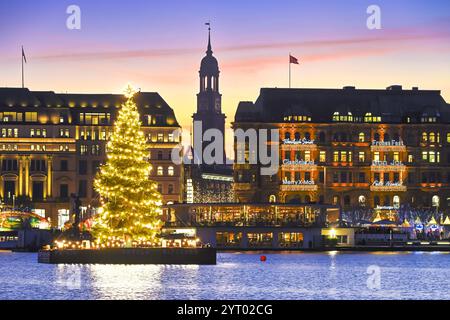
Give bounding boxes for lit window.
[319,151,326,163]
[157,166,163,176]
[393,152,400,162]
[429,133,436,143]
[359,152,365,162]
[373,152,380,162]
[157,133,164,142]
[358,132,365,142]
[304,151,311,162]
[333,151,339,162]
[422,151,428,161]
[168,166,175,176]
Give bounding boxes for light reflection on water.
[0,251,449,300]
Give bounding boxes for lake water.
[0,251,449,300]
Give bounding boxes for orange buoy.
[260,255,267,262]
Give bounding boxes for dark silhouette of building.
[185,26,233,203]
[193,25,226,162]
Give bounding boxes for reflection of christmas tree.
[92,86,162,245]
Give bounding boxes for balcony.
[281,160,317,171]
[370,140,406,152]
[370,161,406,172]
[370,181,407,192]
[281,139,317,151]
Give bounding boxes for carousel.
[0,210,50,231]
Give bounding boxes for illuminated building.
[0,88,183,227]
[233,86,450,214]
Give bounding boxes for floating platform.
[38,247,216,265]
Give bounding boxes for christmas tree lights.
[92,85,162,246]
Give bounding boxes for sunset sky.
[1,0,449,153]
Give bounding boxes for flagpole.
[289,53,291,89]
[21,46,24,88]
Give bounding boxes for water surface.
[0,251,448,300]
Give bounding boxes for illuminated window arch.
[269,195,277,203]
[422,132,428,142]
[432,195,440,207]
[157,166,163,176]
[393,195,400,209]
[429,132,436,143]
[168,166,175,176]
[358,132,365,142]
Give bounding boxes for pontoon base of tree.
[38,247,216,265]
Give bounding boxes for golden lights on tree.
[92,85,162,246]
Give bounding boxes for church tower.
[193,25,226,162]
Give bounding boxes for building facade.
[233,86,450,214]
[0,88,183,227]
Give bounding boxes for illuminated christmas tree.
[92,85,162,246]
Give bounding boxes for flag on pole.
[22,46,27,63]
[289,54,299,65]
[205,22,210,26]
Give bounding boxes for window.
[358,152,365,162]
[168,184,174,194]
[25,112,38,122]
[269,195,277,203]
[59,128,70,137]
[157,184,163,193]
[447,133,450,143]
[80,145,88,156]
[393,152,400,162]
[79,113,110,125]
[364,113,381,123]
[432,195,440,207]
[78,180,87,198]
[60,160,68,171]
[92,145,101,156]
[422,132,428,142]
[358,132,365,142]
[319,151,326,163]
[333,151,339,162]
[157,133,164,142]
[408,155,414,163]
[79,160,88,175]
[157,151,163,160]
[429,133,436,143]
[168,166,175,176]
[60,184,69,199]
[168,133,174,142]
[429,152,436,163]
[359,172,366,183]
[373,152,380,162]
[157,166,163,176]
[304,151,311,162]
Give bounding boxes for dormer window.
[421,108,440,123]
[332,112,353,122]
[283,115,311,122]
[364,113,381,123]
